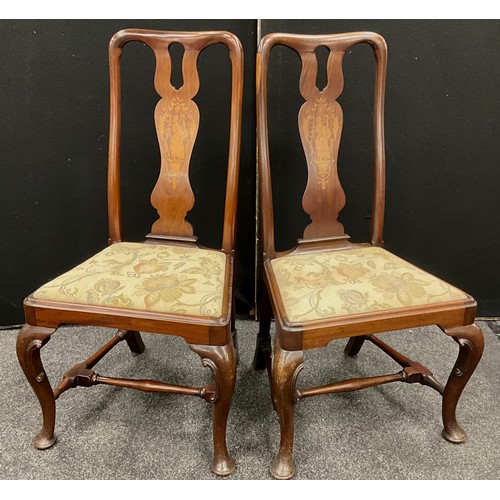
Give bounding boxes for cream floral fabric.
[33,242,227,318]
[270,246,467,324]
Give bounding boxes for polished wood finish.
[16,325,57,449]
[257,32,386,261]
[190,342,237,475]
[150,42,199,237]
[256,31,484,478]
[442,324,484,443]
[298,47,346,239]
[108,29,243,253]
[270,335,303,480]
[298,372,405,398]
[53,329,144,399]
[17,29,243,476]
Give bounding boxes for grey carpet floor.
[1,320,499,480]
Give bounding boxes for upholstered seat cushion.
[32,242,228,318]
[269,246,468,324]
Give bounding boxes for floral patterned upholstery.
[33,242,228,318]
[269,246,468,324]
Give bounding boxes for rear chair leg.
[344,335,367,356]
[442,323,484,443]
[231,299,239,365]
[16,324,57,450]
[253,284,272,370]
[190,342,237,476]
[270,336,304,480]
[122,330,145,354]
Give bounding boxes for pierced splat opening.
[168,42,185,90]
[314,45,331,92]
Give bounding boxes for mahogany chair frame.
[254,32,484,479]
[17,29,243,476]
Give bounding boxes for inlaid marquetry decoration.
[298,48,347,239]
[150,45,201,238]
[301,96,340,191]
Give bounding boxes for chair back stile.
[107,29,243,255]
[256,32,387,259]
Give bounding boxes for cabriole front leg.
[190,342,237,476]
[442,323,484,443]
[16,324,57,449]
[270,335,304,480]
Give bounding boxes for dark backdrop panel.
[2,19,499,325]
[0,19,256,326]
[261,19,500,316]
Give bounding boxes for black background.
[1,19,499,326]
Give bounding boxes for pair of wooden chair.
[17,29,484,479]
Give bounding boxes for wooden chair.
[254,31,484,479]
[16,29,243,476]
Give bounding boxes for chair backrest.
[256,32,387,259]
[107,29,243,254]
